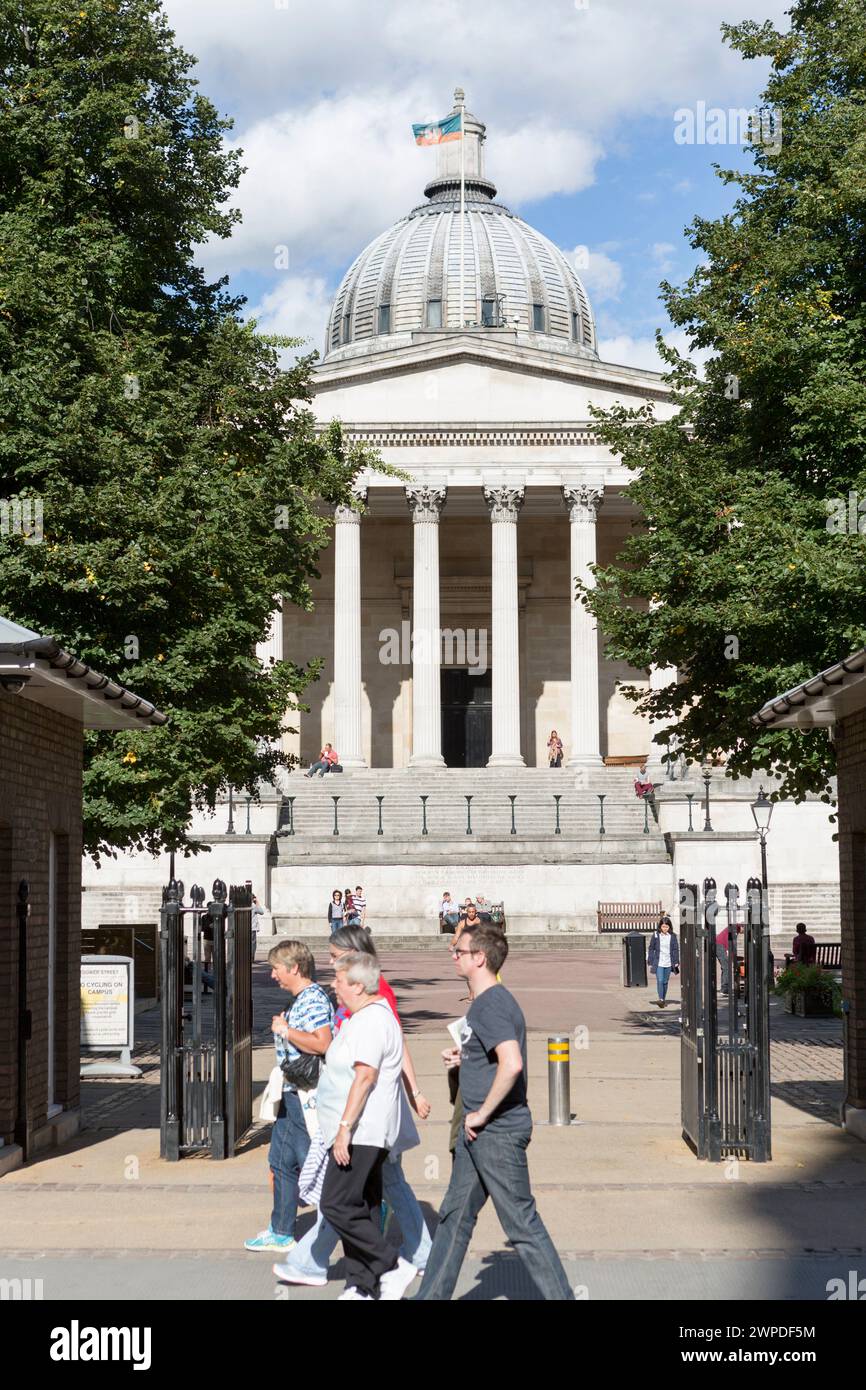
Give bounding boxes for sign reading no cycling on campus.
[80,957,132,1049]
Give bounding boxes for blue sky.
[163,0,792,370]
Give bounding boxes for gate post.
[702,879,722,1161]
[747,877,772,1161]
[210,879,228,1160]
[159,881,183,1161]
[679,881,702,1154]
[226,883,253,1155]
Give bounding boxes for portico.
[285,477,648,770]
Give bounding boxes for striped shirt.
[275,983,334,1083]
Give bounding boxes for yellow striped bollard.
[547,1034,571,1126]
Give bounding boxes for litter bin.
[622,932,648,988]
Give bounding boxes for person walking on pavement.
[715,919,742,995]
[316,951,418,1301]
[245,941,333,1253]
[647,914,679,1007]
[251,893,265,961]
[327,888,344,936]
[415,925,574,1302]
[274,926,433,1291]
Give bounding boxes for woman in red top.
[328,927,405,1040]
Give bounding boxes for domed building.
[81,93,841,946]
[323,99,597,364]
[284,90,679,777]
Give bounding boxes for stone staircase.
[269,768,672,937]
[768,882,841,936]
[275,766,663,847]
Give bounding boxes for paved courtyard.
[1,945,863,1301]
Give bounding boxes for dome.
[323,90,597,363]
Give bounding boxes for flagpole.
[459,99,465,329]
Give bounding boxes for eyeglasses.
[450,947,477,958]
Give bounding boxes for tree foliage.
[583,0,866,801]
[0,1,371,856]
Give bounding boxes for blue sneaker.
[244,1229,296,1253]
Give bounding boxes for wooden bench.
[783,942,841,970]
[597,901,663,934]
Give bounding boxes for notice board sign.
[80,955,133,1050]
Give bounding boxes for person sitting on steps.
[304,743,340,778]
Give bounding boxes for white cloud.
[598,330,709,374]
[488,128,600,205]
[164,0,791,135]
[167,0,792,279]
[197,91,602,281]
[650,241,677,273]
[245,274,335,359]
[571,248,624,302]
[159,0,793,357]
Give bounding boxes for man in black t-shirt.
[415,926,574,1302]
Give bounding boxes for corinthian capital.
[483,485,525,523]
[405,485,447,522]
[562,483,604,524]
[335,486,368,524]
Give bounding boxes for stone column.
[256,603,284,667]
[562,484,604,766]
[333,490,367,769]
[406,485,447,768]
[484,485,525,767]
[648,662,679,775]
[256,601,287,789]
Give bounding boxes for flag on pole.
[412,113,462,145]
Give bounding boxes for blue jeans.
[415,1126,574,1301]
[281,1152,432,1278]
[656,965,671,1000]
[269,1090,311,1237]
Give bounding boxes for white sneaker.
[272,1261,327,1287]
[338,1286,373,1301]
[378,1257,418,1301]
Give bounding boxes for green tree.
[583,0,866,801]
[0,1,370,857]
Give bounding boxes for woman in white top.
[647,914,680,1008]
[315,951,419,1302]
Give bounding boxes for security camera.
[0,674,29,694]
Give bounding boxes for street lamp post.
[701,763,713,832]
[751,785,773,891]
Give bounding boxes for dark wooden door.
[441,670,492,767]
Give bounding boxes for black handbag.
[280,1049,321,1090]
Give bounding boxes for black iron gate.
[160,878,253,1160]
[680,876,771,1162]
